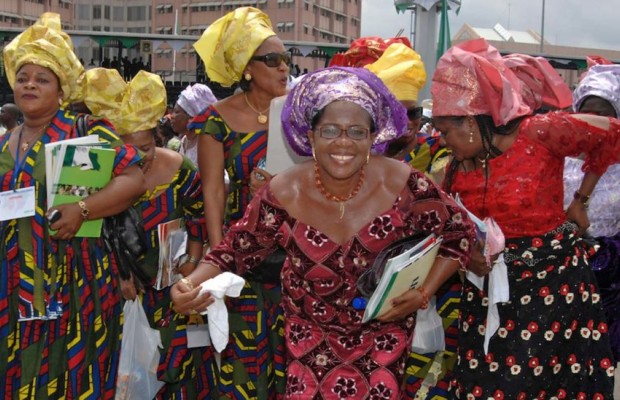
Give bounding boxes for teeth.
[332,155,353,162]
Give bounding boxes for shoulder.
[371,156,414,192]
[155,147,184,170]
[269,161,312,205]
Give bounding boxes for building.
[453,23,620,89]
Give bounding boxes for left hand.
[48,203,85,240]
[566,199,590,236]
[376,288,427,322]
[249,168,273,196]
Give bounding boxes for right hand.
[468,240,494,277]
[120,275,138,301]
[170,279,215,315]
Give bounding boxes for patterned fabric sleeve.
[178,159,207,243]
[205,184,284,274]
[522,112,620,175]
[189,105,227,142]
[404,170,476,269]
[78,115,142,176]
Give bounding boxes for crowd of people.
[1,7,620,400]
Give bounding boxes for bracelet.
[417,286,430,310]
[77,200,90,220]
[180,277,194,290]
[573,191,591,207]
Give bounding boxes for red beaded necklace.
[314,161,366,219]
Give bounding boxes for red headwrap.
[431,38,531,126]
[329,36,412,67]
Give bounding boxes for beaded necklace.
[314,161,366,219]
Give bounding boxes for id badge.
[0,187,36,221]
[186,313,211,348]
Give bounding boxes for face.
[579,96,617,118]
[245,36,290,98]
[122,129,157,172]
[14,64,62,117]
[432,116,482,161]
[385,100,421,158]
[170,104,190,134]
[308,101,373,181]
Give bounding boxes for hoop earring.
[366,152,370,165]
[312,147,316,161]
[244,73,252,81]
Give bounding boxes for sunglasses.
[251,51,292,67]
[316,125,370,140]
[406,107,423,120]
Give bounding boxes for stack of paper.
[154,218,187,290]
[45,135,115,237]
[362,234,443,323]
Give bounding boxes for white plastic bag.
[411,296,445,353]
[115,300,165,400]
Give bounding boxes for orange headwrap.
[431,38,531,126]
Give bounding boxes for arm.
[198,134,226,247]
[566,171,601,235]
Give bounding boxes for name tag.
[0,187,36,221]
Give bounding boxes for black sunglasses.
[406,107,423,120]
[251,51,292,67]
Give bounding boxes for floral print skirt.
[452,222,615,399]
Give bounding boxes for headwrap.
[573,64,620,117]
[281,67,408,157]
[83,69,166,135]
[365,43,427,102]
[177,84,217,117]
[3,12,84,106]
[329,36,412,67]
[193,7,275,87]
[503,54,572,110]
[431,38,531,126]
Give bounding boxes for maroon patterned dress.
[206,169,474,399]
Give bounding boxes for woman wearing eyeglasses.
[189,7,290,398]
[171,67,475,399]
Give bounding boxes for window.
[127,6,147,21]
[113,7,124,20]
[77,4,90,19]
[104,5,110,20]
[93,5,101,19]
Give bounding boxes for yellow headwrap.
[84,69,166,135]
[365,43,427,102]
[3,12,84,106]
[193,7,276,87]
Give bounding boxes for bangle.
[573,191,591,207]
[417,286,430,310]
[77,200,90,220]
[180,277,194,290]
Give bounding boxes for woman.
[190,7,290,397]
[84,68,217,399]
[170,83,217,165]
[564,64,620,364]
[172,67,475,399]
[0,13,144,398]
[431,38,619,398]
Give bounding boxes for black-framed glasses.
[406,107,423,120]
[316,125,370,140]
[251,51,292,67]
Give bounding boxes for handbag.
[356,232,427,299]
[244,246,286,284]
[74,114,150,288]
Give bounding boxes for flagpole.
[540,0,546,53]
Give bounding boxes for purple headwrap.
[281,66,408,157]
[177,83,217,117]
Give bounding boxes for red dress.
[449,112,620,399]
[206,169,474,399]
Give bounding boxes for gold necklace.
[314,162,366,220]
[244,92,270,124]
[19,124,48,152]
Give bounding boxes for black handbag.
[244,246,286,284]
[356,232,427,299]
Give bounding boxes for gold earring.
[468,118,474,143]
[312,147,316,161]
[244,73,252,81]
[366,152,370,164]
[58,98,63,106]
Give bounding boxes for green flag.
[436,0,452,63]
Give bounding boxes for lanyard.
[11,129,31,190]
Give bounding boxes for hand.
[170,278,215,315]
[120,275,138,300]
[376,288,427,322]
[566,199,590,237]
[249,168,273,196]
[468,240,495,277]
[48,203,85,240]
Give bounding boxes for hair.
[443,114,524,213]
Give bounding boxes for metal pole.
[540,0,546,53]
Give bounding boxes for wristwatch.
[178,254,200,267]
[573,191,591,207]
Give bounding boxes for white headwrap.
[177,83,217,117]
[573,64,620,117]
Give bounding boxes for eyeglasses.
[316,124,370,140]
[406,107,423,120]
[251,51,292,67]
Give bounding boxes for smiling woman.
[171,66,476,399]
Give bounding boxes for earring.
[58,98,63,106]
[312,147,317,161]
[244,73,252,81]
[468,118,474,143]
[366,152,370,165]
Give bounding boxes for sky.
[361,0,620,52]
